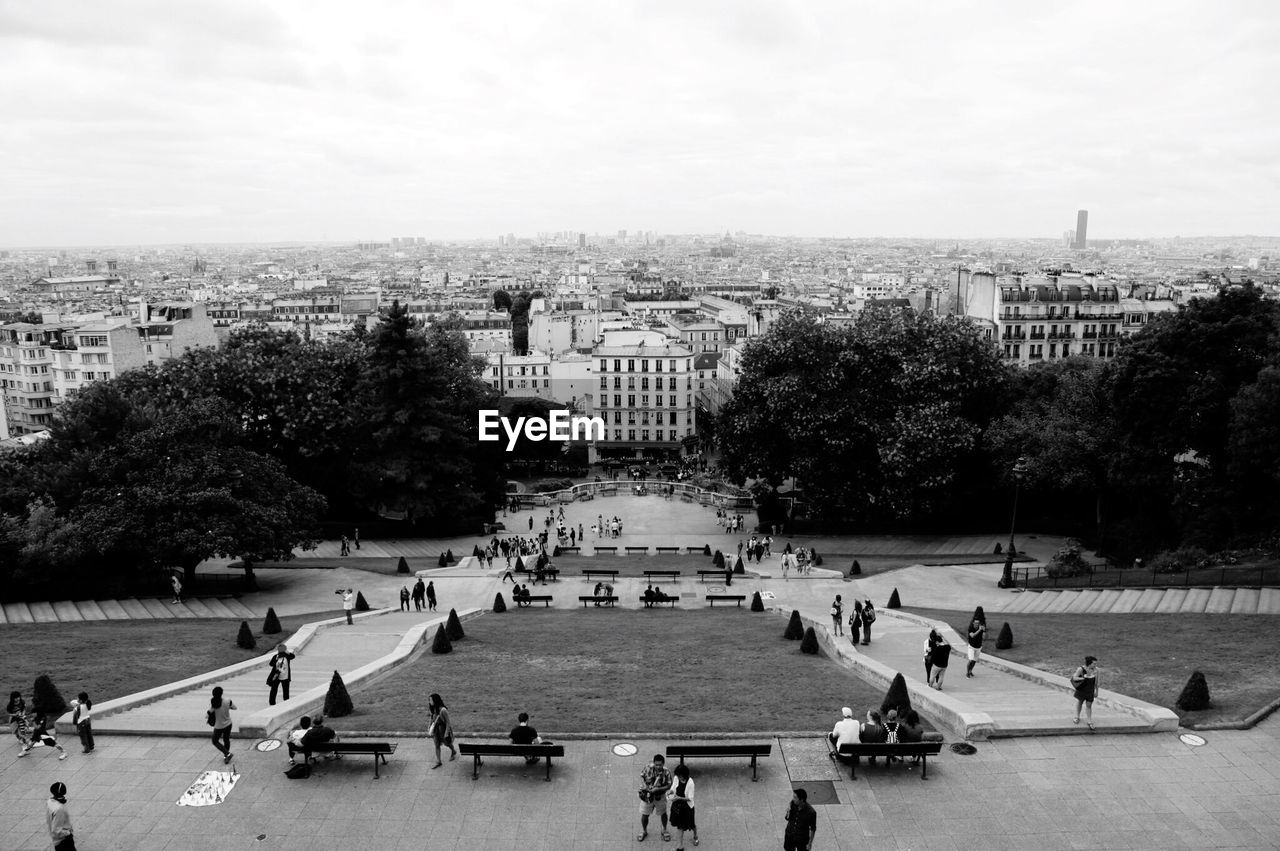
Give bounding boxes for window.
[669,377,677,390]
[655,361,663,372]
[613,412,622,424]
[627,395,635,407]
[670,430,678,442]
[642,430,650,442]
[543,379,549,387]
[669,359,677,371]
[600,359,608,372]
[670,395,677,407]
[641,360,649,372]
[614,359,621,371]
[614,429,623,441]
[628,429,636,441]
[700,332,707,341]
[600,377,608,390]
[613,377,621,389]
[641,412,650,425]
[641,378,649,391]
[615,394,622,407]
[627,359,635,372]
[627,377,636,390]
[669,412,677,425]
[79,335,107,347]
[641,395,648,407]
[627,412,636,425]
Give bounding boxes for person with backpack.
[924,630,940,683]
[208,686,236,764]
[860,600,876,645]
[830,595,844,636]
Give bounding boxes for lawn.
[339,609,896,735]
[2,613,323,707]
[906,607,1280,727]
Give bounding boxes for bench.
[655,546,680,554]
[305,741,397,779]
[706,595,747,607]
[639,596,678,608]
[458,742,566,781]
[697,569,730,583]
[644,570,680,581]
[625,546,650,554]
[685,546,706,554]
[582,569,620,581]
[557,546,580,555]
[666,743,772,781]
[515,595,553,607]
[832,741,944,780]
[594,546,618,554]
[579,595,619,607]
[515,568,559,582]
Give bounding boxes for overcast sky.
[1,0,1277,246]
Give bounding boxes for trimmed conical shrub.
[438,552,448,567]
[734,556,745,574]
[262,607,282,635]
[996,622,1013,650]
[880,672,912,717]
[1176,671,1211,711]
[323,671,354,717]
[355,591,370,611]
[236,620,256,650]
[553,545,562,557]
[32,674,68,716]
[750,591,764,612]
[887,588,901,609]
[970,605,987,626]
[397,556,410,575]
[516,556,526,572]
[703,544,711,556]
[994,542,1003,554]
[445,608,465,640]
[712,550,725,569]
[431,623,453,654]
[800,626,819,654]
[812,551,823,566]
[446,549,454,563]
[493,593,507,613]
[784,610,804,640]
[849,559,861,576]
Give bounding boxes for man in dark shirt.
[783,788,817,850]
[509,712,541,763]
[300,715,339,760]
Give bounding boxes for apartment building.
[663,313,727,353]
[592,332,696,462]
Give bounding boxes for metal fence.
[1017,562,1280,590]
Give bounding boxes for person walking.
[426,693,457,767]
[830,595,844,636]
[861,599,876,645]
[22,710,68,760]
[209,686,236,764]
[46,782,76,851]
[783,788,817,851]
[7,691,32,751]
[426,581,437,612]
[412,578,426,611]
[339,588,355,624]
[398,586,410,612]
[353,527,360,550]
[928,632,952,690]
[667,762,698,850]
[966,617,986,678]
[170,573,183,604]
[637,753,673,842]
[1071,655,1101,729]
[267,643,295,705]
[71,693,93,754]
[339,535,350,557]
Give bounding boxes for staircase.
[1000,586,1280,615]
[0,597,258,625]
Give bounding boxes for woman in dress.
[210,686,236,763]
[1071,655,1101,729]
[667,762,699,849]
[427,692,457,767]
[849,601,863,646]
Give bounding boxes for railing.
[1016,561,1280,589]
[514,479,754,510]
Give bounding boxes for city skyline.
[2,0,1277,245]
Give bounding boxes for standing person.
[637,753,673,842]
[209,686,236,764]
[353,527,360,550]
[22,711,68,760]
[170,573,183,604]
[412,578,426,610]
[338,588,355,624]
[923,630,938,683]
[267,643,295,705]
[426,581,437,612]
[426,693,457,767]
[7,691,32,751]
[46,782,76,851]
[398,586,410,612]
[529,515,534,531]
[830,594,844,636]
[861,599,876,645]
[966,617,986,678]
[783,788,817,851]
[929,633,952,690]
[71,693,93,754]
[1071,655,1101,729]
[339,535,350,557]
[850,601,863,646]
[667,762,698,850]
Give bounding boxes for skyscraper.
[1074,210,1088,249]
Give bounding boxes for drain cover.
[254,739,281,752]
[1179,733,1206,747]
[949,743,977,755]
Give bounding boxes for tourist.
[338,588,355,625]
[22,710,68,760]
[399,586,410,612]
[828,706,859,762]
[643,585,655,607]
[898,709,925,743]
[1071,655,1101,729]
[170,573,183,604]
[300,714,338,757]
[668,762,698,849]
[882,708,902,762]
[830,594,844,636]
[209,686,236,764]
[7,691,32,750]
[340,535,350,557]
[412,578,426,609]
[427,693,457,767]
[268,643,295,705]
[426,581,437,611]
[859,709,888,764]
[783,787,817,851]
[46,782,75,851]
[637,753,673,842]
[353,527,360,550]
[929,633,952,690]
[850,601,863,646]
[924,630,938,682]
[509,711,542,763]
[860,600,876,645]
[287,716,311,764]
[71,693,93,754]
[966,617,986,678]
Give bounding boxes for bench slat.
[665,743,771,781]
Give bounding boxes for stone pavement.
[2,725,1279,849]
[0,595,258,624]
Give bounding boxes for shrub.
[355,591,370,611]
[553,545,562,557]
[784,610,805,640]
[733,556,745,574]
[993,542,1003,555]
[446,608,465,640]
[996,622,1013,650]
[750,591,764,612]
[1045,540,1094,579]
[397,556,410,574]
[532,478,573,494]
[812,551,823,567]
[703,544,711,556]
[438,552,449,567]
[799,627,819,654]
[515,556,526,572]
[970,606,986,626]
[887,588,901,609]
[32,674,68,717]
[849,559,861,576]
[431,624,453,654]
[493,593,507,613]
[323,671,354,718]
[236,620,256,650]
[713,550,725,569]
[879,672,912,718]
[1176,671,1211,711]
[1151,547,1212,574]
[472,545,483,558]
[262,607,282,635]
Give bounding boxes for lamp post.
[1000,456,1028,588]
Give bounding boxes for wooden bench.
[706,594,747,607]
[458,742,565,781]
[832,741,944,780]
[515,568,559,582]
[579,595,619,607]
[697,569,730,583]
[305,741,397,779]
[655,546,680,554]
[644,570,680,581]
[685,546,707,554]
[515,595,553,607]
[594,546,618,554]
[625,546,650,554]
[666,743,772,781]
[582,569,620,581]
[557,546,580,555]
[639,596,677,608]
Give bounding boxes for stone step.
[1229,587,1259,615]
[1204,587,1235,614]
[76,600,107,621]
[1183,587,1213,613]
[1043,590,1083,613]
[1134,588,1165,612]
[1059,591,1099,614]
[4,602,33,624]
[28,601,59,623]
[1110,589,1144,614]
[1154,588,1188,614]
[181,598,220,618]
[1258,588,1280,615]
[201,598,241,619]
[118,598,151,618]
[155,599,199,619]
[221,599,259,619]
[999,591,1038,613]
[137,598,174,619]
[97,599,130,619]
[1021,591,1061,614]
[1082,590,1121,614]
[0,605,6,625]
[50,600,84,622]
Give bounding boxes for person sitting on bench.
[898,709,924,743]
[653,586,669,603]
[828,706,860,763]
[859,709,888,765]
[509,711,545,764]
[516,584,531,607]
[301,715,339,759]
[287,716,311,764]
[643,585,656,607]
[593,582,605,605]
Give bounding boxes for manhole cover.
[254,739,281,752]
[1179,733,1206,747]
[613,743,638,757]
[949,743,977,755]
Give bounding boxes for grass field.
[907,607,1280,727]
[2,613,322,707]
[339,608,897,734]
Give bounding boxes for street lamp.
[999,456,1028,588]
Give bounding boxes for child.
[22,710,68,760]
[71,692,94,754]
[7,691,32,749]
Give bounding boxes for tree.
[262,608,282,634]
[879,672,912,717]
[492,289,513,312]
[236,621,256,650]
[397,556,410,575]
[784,610,804,640]
[887,588,901,609]
[355,591,370,611]
[970,605,986,626]
[799,626,819,654]
[750,591,764,612]
[445,608,465,640]
[995,622,1013,650]
[493,592,507,612]
[323,671,354,717]
[431,623,453,654]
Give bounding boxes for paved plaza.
[6,495,1280,848]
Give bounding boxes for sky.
[1,0,1277,246]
